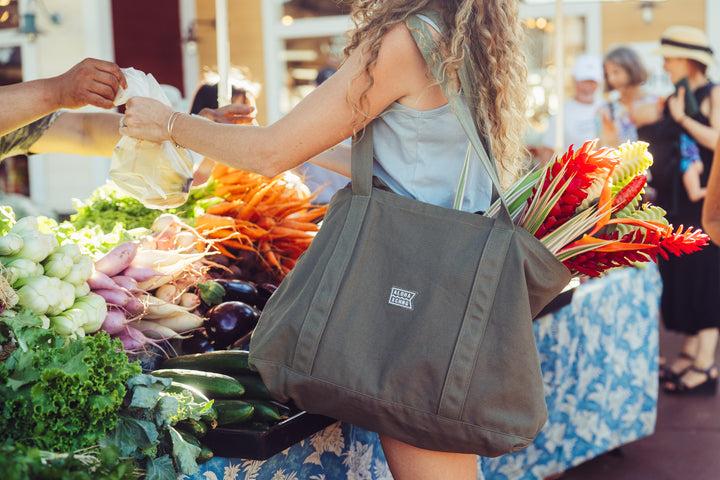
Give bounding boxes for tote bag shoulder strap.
[404,11,512,221]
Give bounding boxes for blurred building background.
[0,0,717,215]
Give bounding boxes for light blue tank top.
[371,100,492,212]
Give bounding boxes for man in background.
[537,53,604,165]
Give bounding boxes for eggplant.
[215,279,260,307]
[182,329,216,354]
[230,329,254,350]
[255,283,277,309]
[206,301,260,348]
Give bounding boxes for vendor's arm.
[122,22,438,178]
[702,136,720,244]
[668,85,720,150]
[0,58,125,136]
[308,142,351,178]
[29,111,122,157]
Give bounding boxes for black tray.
[203,410,337,460]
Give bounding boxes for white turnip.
[132,319,180,340]
[121,266,164,282]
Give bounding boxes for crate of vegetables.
[152,349,336,460]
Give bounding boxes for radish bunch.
[90,215,215,352]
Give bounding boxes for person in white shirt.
[537,53,604,165]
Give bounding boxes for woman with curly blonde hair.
[124,1,530,477]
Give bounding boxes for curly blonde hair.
[345,0,529,187]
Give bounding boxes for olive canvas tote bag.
[249,13,571,456]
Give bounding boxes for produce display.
[1,168,325,478]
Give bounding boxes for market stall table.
[181,264,661,480]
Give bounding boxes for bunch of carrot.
[195,165,328,283]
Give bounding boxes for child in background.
[681,133,706,202]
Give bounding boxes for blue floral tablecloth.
[182,264,662,480]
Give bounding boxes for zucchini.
[234,374,272,400]
[151,369,245,399]
[213,399,255,426]
[197,444,214,464]
[175,428,214,464]
[175,427,201,447]
[160,350,253,375]
[166,381,211,403]
[203,405,219,426]
[245,399,281,422]
[177,418,207,438]
[164,381,218,425]
[224,421,272,432]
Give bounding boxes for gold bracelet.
[167,111,182,146]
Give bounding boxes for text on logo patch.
[388,287,417,310]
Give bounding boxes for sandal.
[663,364,718,396]
[659,352,695,383]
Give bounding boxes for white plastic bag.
[110,68,194,210]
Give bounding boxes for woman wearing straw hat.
[637,25,720,395]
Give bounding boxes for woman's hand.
[630,99,663,128]
[121,97,174,143]
[667,88,686,123]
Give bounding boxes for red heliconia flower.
[531,140,619,237]
[656,225,709,260]
[562,223,709,277]
[562,229,655,277]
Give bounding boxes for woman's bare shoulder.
[374,22,446,109]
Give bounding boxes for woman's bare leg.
[379,434,477,480]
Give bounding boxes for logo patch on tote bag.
[388,287,417,310]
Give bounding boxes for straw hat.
[654,25,715,66]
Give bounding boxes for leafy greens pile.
[70,181,221,232]
[0,310,141,452]
[0,311,216,479]
[0,441,136,480]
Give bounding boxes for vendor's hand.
[667,89,686,123]
[51,58,126,110]
[121,97,173,143]
[198,104,256,125]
